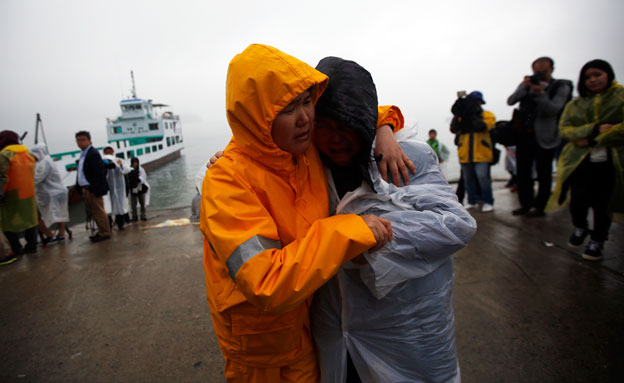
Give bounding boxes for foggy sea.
[143,135,511,211]
[144,135,513,210]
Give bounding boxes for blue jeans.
[461,162,494,205]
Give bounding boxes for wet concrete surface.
[1,182,623,382]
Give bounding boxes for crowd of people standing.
[445,56,622,262]
[0,130,150,265]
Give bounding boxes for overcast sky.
[1,0,622,155]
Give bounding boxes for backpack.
[490,120,517,146]
[450,96,487,134]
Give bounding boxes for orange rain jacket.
[0,145,38,232]
[201,44,381,373]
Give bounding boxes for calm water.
[147,130,231,210]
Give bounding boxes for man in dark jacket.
[75,131,110,242]
[507,57,572,217]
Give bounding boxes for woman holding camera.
[547,59,624,261]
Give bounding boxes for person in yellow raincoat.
[546,59,624,261]
[0,130,38,263]
[200,44,396,382]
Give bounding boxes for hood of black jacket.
[315,56,379,192]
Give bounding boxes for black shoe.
[140,216,147,221]
[90,234,111,243]
[582,240,603,261]
[568,228,588,248]
[512,207,530,216]
[41,236,53,247]
[526,209,545,217]
[24,246,37,254]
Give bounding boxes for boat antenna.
[34,113,49,148]
[131,70,137,98]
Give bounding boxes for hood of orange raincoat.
[225,44,328,167]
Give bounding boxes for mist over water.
[146,129,231,210]
[146,130,513,211]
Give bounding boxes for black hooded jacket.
[315,57,378,196]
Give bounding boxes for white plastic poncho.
[130,165,150,206]
[102,154,130,216]
[311,138,477,383]
[30,144,70,226]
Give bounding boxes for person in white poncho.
[102,146,131,230]
[29,144,70,243]
[310,57,477,383]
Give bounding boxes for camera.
[529,72,545,85]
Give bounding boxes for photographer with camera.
[450,90,496,212]
[507,57,572,217]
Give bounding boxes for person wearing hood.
[200,44,394,382]
[102,146,131,229]
[546,59,624,261]
[310,56,476,383]
[128,157,149,222]
[30,144,69,243]
[0,130,38,262]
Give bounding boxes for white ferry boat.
[50,72,184,187]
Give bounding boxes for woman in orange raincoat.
[200,44,395,382]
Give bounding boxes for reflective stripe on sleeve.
[226,235,281,282]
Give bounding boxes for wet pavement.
[1,182,623,382]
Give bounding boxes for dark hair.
[75,130,91,140]
[0,130,20,151]
[532,57,554,70]
[131,157,140,166]
[577,59,615,98]
[429,129,437,135]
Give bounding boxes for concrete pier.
[1,182,623,382]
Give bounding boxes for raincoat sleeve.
[34,157,52,185]
[339,140,477,299]
[377,105,404,132]
[595,92,624,147]
[558,101,596,141]
[202,159,376,313]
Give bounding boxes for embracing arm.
[375,105,416,186]
[201,161,378,314]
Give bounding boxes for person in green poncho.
[426,129,449,164]
[546,59,624,261]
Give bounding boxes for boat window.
[145,147,151,154]
[158,144,163,150]
[127,150,135,158]
[116,153,125,160]
[116,141,120,150]
[166,137,171,147]
[152,145,157,152]
[149,123,159,131]
[113,126,122,134]
[137,148,143,156]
